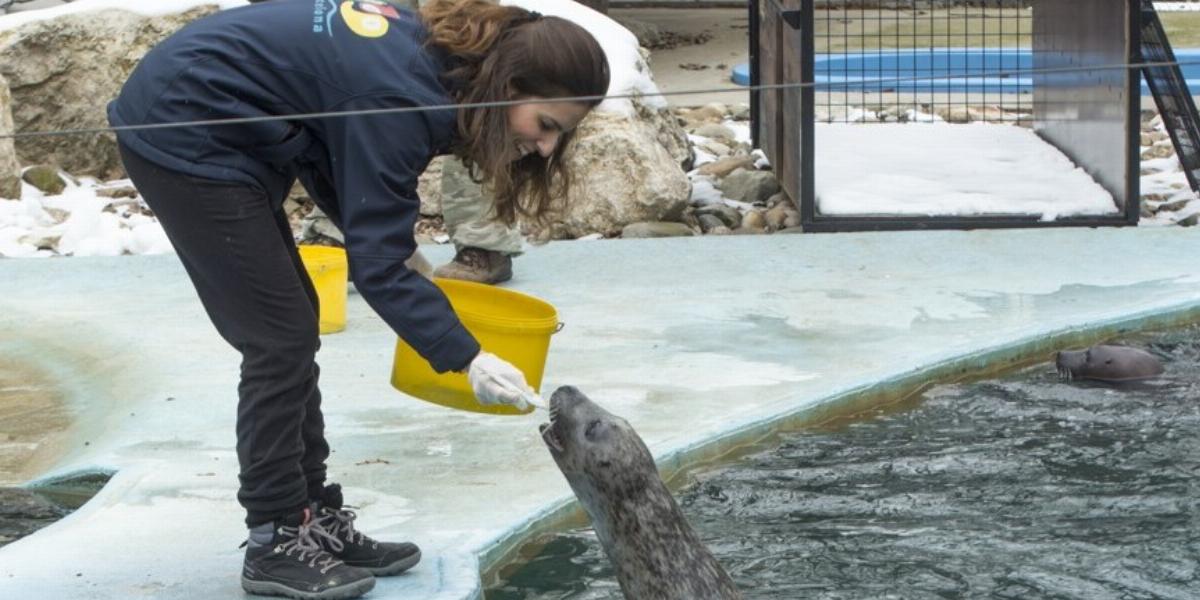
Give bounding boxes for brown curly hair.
[419,0,610,227]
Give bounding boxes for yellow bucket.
[391,278,559,416]
[298,245,348,335]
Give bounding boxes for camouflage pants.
[440,158,524,257]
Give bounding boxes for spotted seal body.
[1055,344,1164,382]
[539,386,742,600]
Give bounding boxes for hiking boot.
[313,484,422,576]
[432,247,513,285]
[242,508,375,600]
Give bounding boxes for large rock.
[503,0,692,239]
[0,73,19,199]
[425,74,691,240]
[0,5,218,180]
[633,49,692,170]
[532,110,691,240]
[423,104,691,241]
[719,168,781,205]
[21,164,64,195]
[697,155,755,179]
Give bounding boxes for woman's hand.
[468,351,535,410]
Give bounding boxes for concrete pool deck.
[3,227,1200,599]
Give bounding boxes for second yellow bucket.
[298,245,348,335]
[391,278,559,416]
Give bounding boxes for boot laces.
[277,519,346,574]
[319,507,378,549]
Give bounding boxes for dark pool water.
[0,473,111,549]
[487,327,1200,600]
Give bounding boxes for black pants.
[119,145,330,526]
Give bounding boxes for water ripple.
[488,326,1200,599]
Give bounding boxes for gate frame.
[751,0,1143,233]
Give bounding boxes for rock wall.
[0,73,20,199]
[535,110,691,239]
[0,5,218,179]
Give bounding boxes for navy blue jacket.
[108,0,479,373]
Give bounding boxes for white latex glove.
[468,351,535,411]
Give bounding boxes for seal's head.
[1055,344,1164,382]
[539,386,656,500]
[538,386,745,600]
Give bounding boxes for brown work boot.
[433,247,512,284]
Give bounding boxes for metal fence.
[813,1,1035,124]
[752,0,1141,232]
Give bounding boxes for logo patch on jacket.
[341,1,405,38]
[314,0,405,38]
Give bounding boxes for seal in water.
[1055,344,1164,382]
[538,386,742,600]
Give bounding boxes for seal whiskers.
[540,386,743,600]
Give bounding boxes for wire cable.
[0,58,1192,140]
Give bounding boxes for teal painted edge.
[474,492,583,591]
[473,297,1200,582]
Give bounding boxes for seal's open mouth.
[539,397,564,453]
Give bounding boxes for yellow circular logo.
[340,1,390,38]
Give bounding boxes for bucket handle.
[554,322,565,334]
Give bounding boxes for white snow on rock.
[502,0,666,115]
[0,174,172,257]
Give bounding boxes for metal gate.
[752,0,1142,232]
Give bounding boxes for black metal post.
[750,0,761,149]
